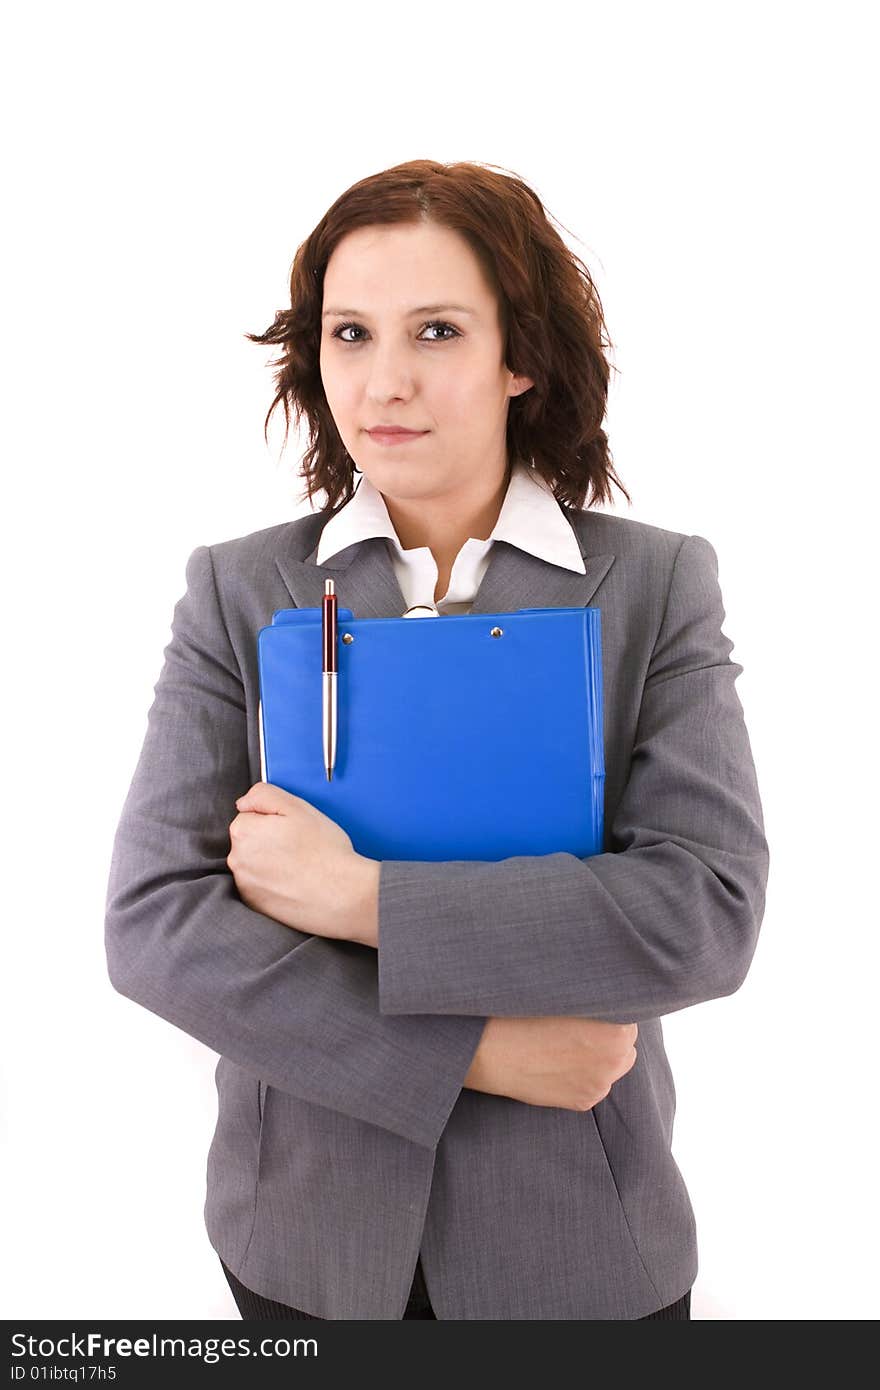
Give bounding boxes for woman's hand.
[227,781,379,945]
[463,1016,638,1111]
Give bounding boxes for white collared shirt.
[315,459,586,614]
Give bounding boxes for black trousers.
[220,1254,691,1321]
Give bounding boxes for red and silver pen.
[322,578,338,781]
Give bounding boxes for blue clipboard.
[257,606,604,862]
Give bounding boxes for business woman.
[104,159,769,1320]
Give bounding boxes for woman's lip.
[367,428,429,444]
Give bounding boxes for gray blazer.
[104,502,769,1319]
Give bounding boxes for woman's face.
[319,220,531,509]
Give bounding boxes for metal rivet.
[342,632,354,644]
[490,626,503,637]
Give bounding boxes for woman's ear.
[509,373,534,397]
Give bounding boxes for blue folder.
[257,606,605,862]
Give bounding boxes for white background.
[2,0,877,1321]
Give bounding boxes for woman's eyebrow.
[322,303,477,319]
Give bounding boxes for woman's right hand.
[463,1015,639,1112]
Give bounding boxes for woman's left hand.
[227,781,378,944]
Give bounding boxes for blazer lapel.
[274,509,615,619]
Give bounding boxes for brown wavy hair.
[245,159,631,515]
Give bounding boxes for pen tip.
[326,768,333,782]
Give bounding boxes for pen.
[322,578,337,781]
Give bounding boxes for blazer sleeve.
[104,545,486,1150]
[376,534,770,1023]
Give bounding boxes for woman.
[104,159,769,1320]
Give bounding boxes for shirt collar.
[315,458,586,573]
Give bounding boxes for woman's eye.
[421,321,459,342]
[330,320,460,344]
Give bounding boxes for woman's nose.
[364,344,420,396]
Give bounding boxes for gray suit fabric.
[104,501,769,1319]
